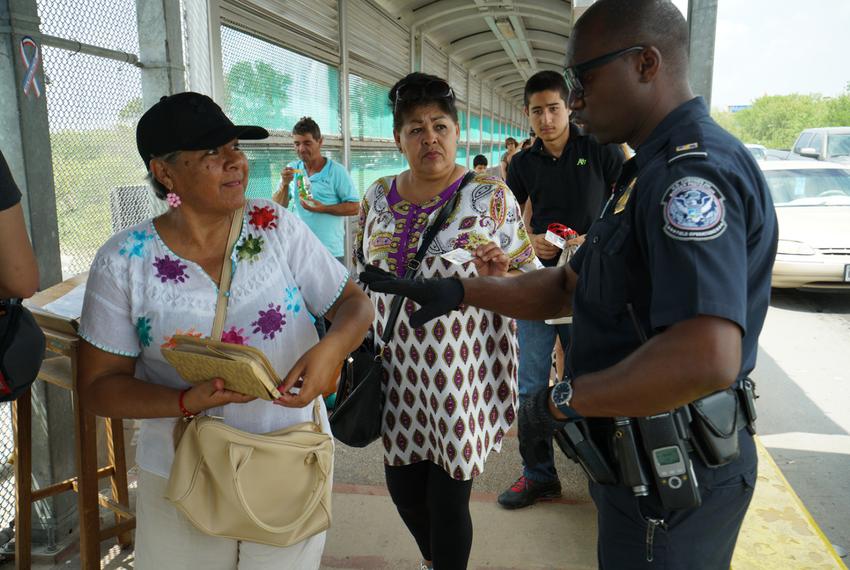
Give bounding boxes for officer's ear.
[636,46,662,83]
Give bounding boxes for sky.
[671,0,850,110]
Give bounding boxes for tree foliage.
[225,61,292,130]
[712,89,850,149]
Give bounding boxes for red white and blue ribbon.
[19,36,42,98]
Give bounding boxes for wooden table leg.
[105,418,133,546]
[12,390,32,570]
[73,390,101,570]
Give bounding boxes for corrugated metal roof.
[374,0,573,107]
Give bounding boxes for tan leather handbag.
[166,399,333,547]
[164,206,333,546]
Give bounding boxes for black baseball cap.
[136,92,269,170]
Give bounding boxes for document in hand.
[161,335,283,400]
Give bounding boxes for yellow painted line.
[732,437,848,569]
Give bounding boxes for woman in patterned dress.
[354,73,539,570]
[76,92,373,569]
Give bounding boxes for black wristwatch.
[550,378,583,421]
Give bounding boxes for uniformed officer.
[360,0,778,568]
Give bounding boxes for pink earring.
[166,192,182,208]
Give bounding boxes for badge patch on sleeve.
[661,177,727,240]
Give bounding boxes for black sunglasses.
[393,79,455,114]
[563,46,645,101]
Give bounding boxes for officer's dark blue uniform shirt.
[568,97,778,384]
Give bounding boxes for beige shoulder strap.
[211,206,244,340]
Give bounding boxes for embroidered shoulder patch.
[661,177,726,241]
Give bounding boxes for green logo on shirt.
[577,158,587,166]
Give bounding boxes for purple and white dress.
[354,172,540,480]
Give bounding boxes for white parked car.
[745,143,767,161]
[760,161,850,290]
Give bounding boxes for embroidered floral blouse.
[79,199,348,478]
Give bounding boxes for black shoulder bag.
[0,299,46,401]
[330,171,474,447]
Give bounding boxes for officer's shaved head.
[572,0,690,77]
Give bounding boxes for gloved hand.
[359,265,465,328]
[519,387,568,467]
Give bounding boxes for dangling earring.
[166,192,182,208]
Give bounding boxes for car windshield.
[747,147,767,160]
[763,168,850,206]
[826,134,850,159]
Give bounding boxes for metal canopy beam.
[410,0,571,31]
[494,76,527,90]
[479,63,520,81]
[478,0,535,83]
[476,54,562,76]
[449,28,567,59]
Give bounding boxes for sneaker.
[497,475,561,509]
[418,561,432,570]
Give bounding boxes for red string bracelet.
[178,388,196,419]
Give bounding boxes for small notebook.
[161,335,283,400]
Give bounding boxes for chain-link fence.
[39,0,148,280]
[0,0,150,540]
[0,402,14,544]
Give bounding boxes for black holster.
[688,386,752,468]
[554,420,618,486]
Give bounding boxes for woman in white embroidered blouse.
[77,93,373,569]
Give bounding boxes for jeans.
[516,319,571,482]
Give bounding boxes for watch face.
[552,380,573,407]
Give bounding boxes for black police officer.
[360,0,778,567]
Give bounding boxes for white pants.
[134,469,326,570]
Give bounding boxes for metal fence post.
[136,0,185,108]
[339,0,353,267]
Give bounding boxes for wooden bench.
[13,275,134,569]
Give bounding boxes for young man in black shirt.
[0,150,39,298]
[499,71,623,509]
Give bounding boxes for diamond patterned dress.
[354,173,540,480]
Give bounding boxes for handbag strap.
[211,206,245,340]
[379,170,476,348]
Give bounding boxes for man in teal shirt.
[273,116,360,262]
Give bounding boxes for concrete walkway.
[3,425,846,569]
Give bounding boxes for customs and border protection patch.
[661,177,727,240]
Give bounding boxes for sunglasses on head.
[563,45,645,101]
[393,79,455,114]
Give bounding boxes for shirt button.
[592,236,600,244]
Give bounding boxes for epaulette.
[667,123,708,164]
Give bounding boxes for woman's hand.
[530,233,560,261]
[473,243,510,277]
[181,377,256,414]
[274,339,347,408]
[276,281,373,408]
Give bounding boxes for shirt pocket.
[578,217,631,311]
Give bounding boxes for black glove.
[519,387,568,467]
[359,265,465,328]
